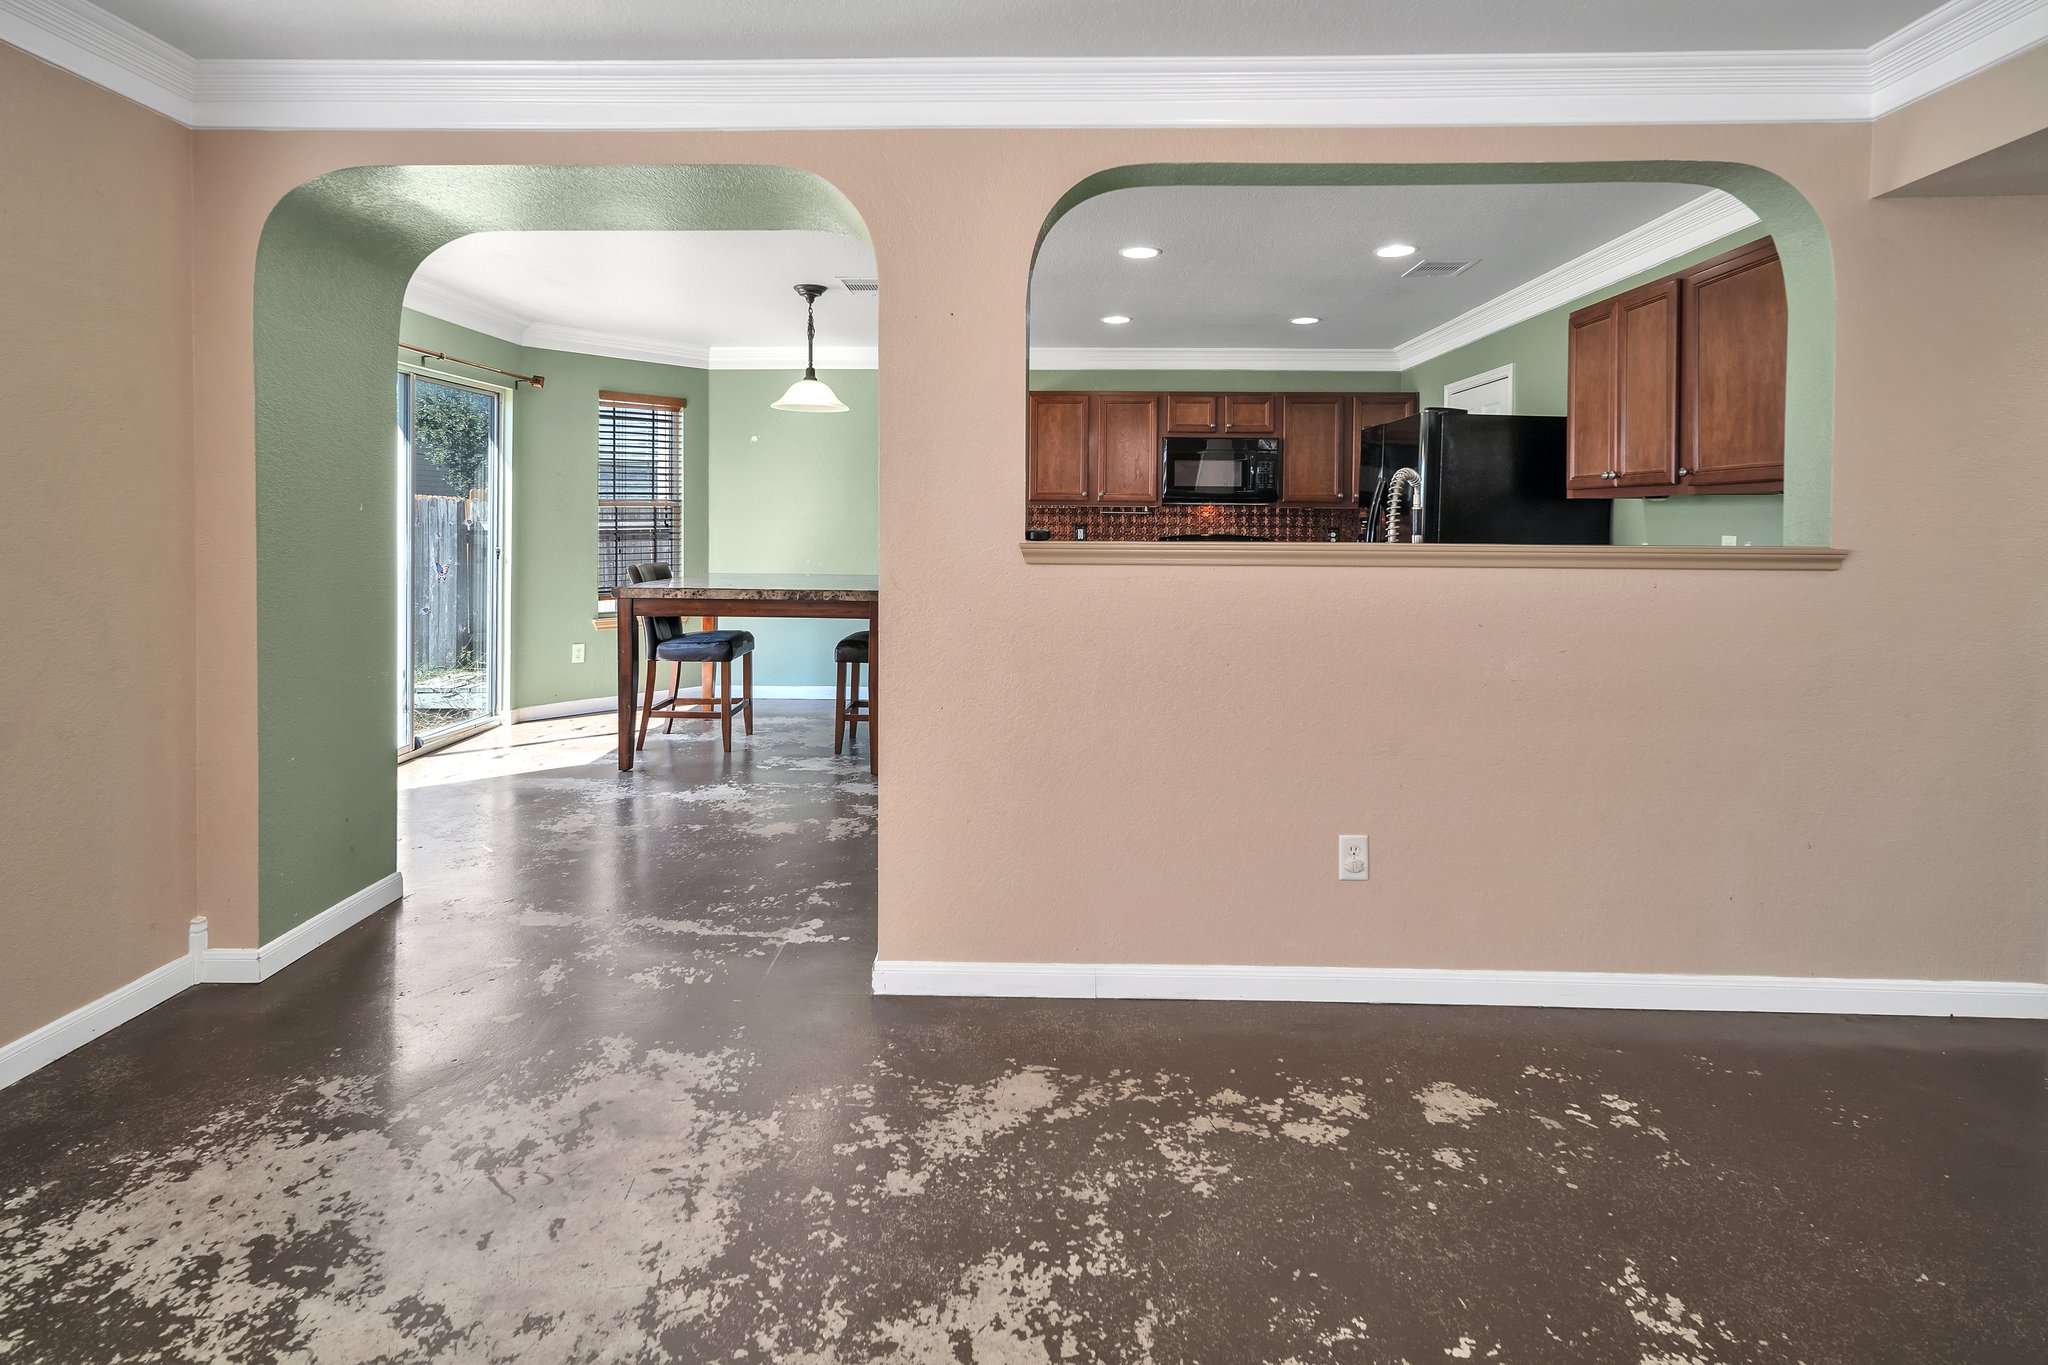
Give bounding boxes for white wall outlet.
[571,643,586,664]
[1338,835,1369,881]
[1721,534,1739,546]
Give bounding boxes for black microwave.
[1160,436,1282,503]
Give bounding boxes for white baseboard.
[200,872,404,984]
[0,920,208,1091]
[512,687,836,722]
[871,959,2048,1020]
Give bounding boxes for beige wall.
[1873,44,2048,196]
[0,46,196,1043]
[183,123,2048,985]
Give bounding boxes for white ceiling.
[1030,182,1710,353]
[89,0,1941,60]
[405,231,879,365]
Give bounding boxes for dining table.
[613,572,880,773]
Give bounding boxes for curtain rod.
[401,343,545,389]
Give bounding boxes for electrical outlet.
[1338,835,1368,881]
[571,643,586,664]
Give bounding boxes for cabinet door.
[1222,393,1278,434]
[1566,299,1620,495]
[1090,393,1162,505]
[1027,392,1090,503]
[1280,394,1352,505]
[1162,393,1220,434]
[1614,279,1682,492]
[1683,240,1787,492]
[1353,391,1419,446]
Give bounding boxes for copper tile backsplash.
[1026,503,1359,543]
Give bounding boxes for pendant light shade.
[770,283,848,413]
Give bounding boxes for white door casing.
[1443,363,1515,414]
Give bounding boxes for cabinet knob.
[1677,467,1691,478]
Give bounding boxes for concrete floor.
[1,704,2044,1363]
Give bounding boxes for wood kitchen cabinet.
[1162,393,1220,434]
[1026,391,1161,504]
[1027,391,1090,503]
[1682,238,1787,493]
[1279,394,1353,505]
[1222,393,1278,433]
[1091,392,1163,504]
[1352,390,1420,442]
[1567,237,1784,498]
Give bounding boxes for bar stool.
[833,630,871,755]
[629,562,755,753]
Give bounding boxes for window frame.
[596,389,686,601]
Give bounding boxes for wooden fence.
[411,493,488,675]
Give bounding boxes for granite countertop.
[615,573,878,602]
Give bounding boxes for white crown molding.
[0,0,195,120]
[4,0,2044,130]
[404,284,881,370]
[1391,189,1759,368]
[402,279,533,347]
[1029,346,1403,372]
[1869,0,2048,114]
[872,958,2048,1019]
[708,344,879,370]
[520,323,713,369]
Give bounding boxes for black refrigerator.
[1359,408,1610,544]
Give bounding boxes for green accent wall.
[256,164,870,943]
[1397,226,1786,548]
[1029,370,1408,393]
[708,370,880,685]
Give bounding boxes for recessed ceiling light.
[1118,246,1161,260]
[1290,316,1320,325]
[1375,243,1417,259]
[1101,315,1132,325]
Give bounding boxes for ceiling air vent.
[837,277,880,293]
[1402,259,1478,278]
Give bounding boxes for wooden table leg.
[866,611,878,775]
[700,615,717,706]
[616,595,638,771]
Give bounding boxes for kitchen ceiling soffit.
[1,0,2043,130]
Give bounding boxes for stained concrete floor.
[2,704,2045,1364]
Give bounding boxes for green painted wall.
[708,370,880,686]
[1028,370,1408,393]
[256,164,870,942]
[397,310,715,710]
[1397,226,1785,548]
[513,345,711,707]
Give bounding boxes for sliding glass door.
[397,370,504,754]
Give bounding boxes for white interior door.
[1444,364,1516,415]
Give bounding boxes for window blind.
[597,391,684,597]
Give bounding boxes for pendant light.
[771,283,849,413]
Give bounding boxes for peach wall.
[188,123,2048,985]
[1872,44,2048,196]
[0,46,196,1043]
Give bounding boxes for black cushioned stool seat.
[833,631,871,756]
[655,630,755,664]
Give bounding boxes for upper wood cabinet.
[1026,391,1161,504]
[1683,239,1788,493]
[1353,391,1420,445]
[1567,237,1785,499]
[1280,394,1353,505]
[1222,393,1278,434]
[1163,393,1220,434]
[1615,278,1682,492]
[1566,301,1620,493]
[1091,392,1164,505]
[1027,391,1090,503]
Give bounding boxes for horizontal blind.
[597,392,684,597]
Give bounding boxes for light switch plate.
[1338,835,1369,881]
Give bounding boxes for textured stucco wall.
[0,45,196,1045]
